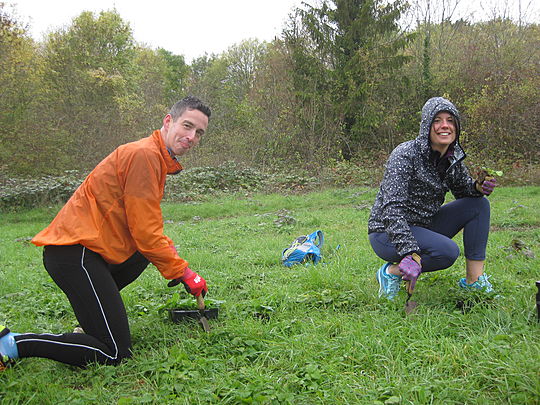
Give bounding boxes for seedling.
[482,167,504,177]
[477,166,503,183]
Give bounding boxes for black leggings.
[369,197,490,271]
[14,245,149,367]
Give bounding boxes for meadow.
[0,186,539,404]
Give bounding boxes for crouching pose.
[368,97,497,300]
[1,96,211,370]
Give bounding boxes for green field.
[1,187,539,404]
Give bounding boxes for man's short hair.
[169,96,211,121]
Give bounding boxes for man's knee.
[104,347,132,366]
[113,349,132,365]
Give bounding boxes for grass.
[1,186,539,404]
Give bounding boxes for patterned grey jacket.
[367,97,483,257]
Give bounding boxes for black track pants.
[15,245,149,367]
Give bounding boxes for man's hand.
[476,176,497,196]
[180,267,208,297]
[399,253,422,292]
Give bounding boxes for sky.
[9,0,307,62]
[8,0,540,62]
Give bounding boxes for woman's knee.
[446,241,461,264]
[469,196,490,212]
[425,240,460,271]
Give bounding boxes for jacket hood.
[417,97,461,155]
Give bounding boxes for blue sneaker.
[376,263,402,300]
[0,325,19,370]
[459,274,494,293]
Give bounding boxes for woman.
[368,97,497,300]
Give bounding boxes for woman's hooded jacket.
[367,97,483,257]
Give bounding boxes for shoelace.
[473,274,491,287]
[386,273,401,295]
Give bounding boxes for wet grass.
[1,186,539,404]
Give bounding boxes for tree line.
[1,0,539,176]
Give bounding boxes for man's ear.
[162,114,172,130]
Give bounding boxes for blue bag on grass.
[281,230,324,267]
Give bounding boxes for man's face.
[162,108,208,156]
[429,112,456,153]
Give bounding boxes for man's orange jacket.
[32,130,188,280]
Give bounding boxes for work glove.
[476,176,497,196]
[167,267,208,297]
[180,267,208,297]
[398,253,422,293]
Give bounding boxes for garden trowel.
[167,277,211,332]
[197,295,211,333]
[404,281,418,314]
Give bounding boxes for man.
[1,96,210,369]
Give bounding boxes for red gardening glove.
[180,267,207,297]
[398,253,422,292]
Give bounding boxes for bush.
[321,158,385,188]
[0,163,321,210]
[0,171,82,211]
[1,158,536,212]
[164,161,320,201]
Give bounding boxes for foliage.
[0,187,539,403]
[164,162,267,199]
[1,2,539,179]
[0,163,321,211]
[0,171,82,211]
[164,162,320,201]
[322,157,385,187]
[156,48,190,105]
[0,3,42,174]
[38,10,142,171]
[464,74,540,163]
[404,17,540,163]
[284,0,414,158]
[2,158,539,212]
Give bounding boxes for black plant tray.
[168,308,219,323]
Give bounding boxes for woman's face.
[430,112,456,154]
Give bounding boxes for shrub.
[0,171,82,211]
[0,163,320,210]
[164,161,320,201]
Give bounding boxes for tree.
[184,41,270,167]
[40,10,140,170]
[285,0,413,159]
[156,48,190,105]
[402,6,540,164]
[0,3,43,174]
[222,38,267,100]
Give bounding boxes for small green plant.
[475,166,504,184]
[482,166,504,177]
